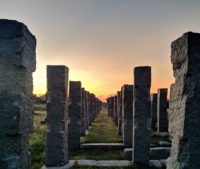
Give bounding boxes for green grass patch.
[84,108,123,143]
[30,104,47,169]
[69,148,124,160]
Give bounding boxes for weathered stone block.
[132,66,151,164]
[150,93,157,130]
[117,91,122,136]
[167,32,200,169]
[46,66,68,167]
[157,89,168,133]
[121,85,133,147]
[68,81,81,149]
[0,19,36,169]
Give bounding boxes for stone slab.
[42,164,69,169]
[77,160,132,166]
[80,143,126,149]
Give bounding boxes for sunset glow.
[1,0,199,102]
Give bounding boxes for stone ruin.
[0,19,200,169]
[0,19,36,169]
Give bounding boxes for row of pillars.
[0,20,102,169]
[107,79,169,148]
[0,19,200,169]
[46,65,102,167]
[107,32,200,169]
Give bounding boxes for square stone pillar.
[132,66,151,164]
[110,96,114,119]
[85,91,90,130]
[68,81,81,149]
[157,88,168,133]
[46,65,69,168]
[117,91,122,136]
[167,32,200,169]
[81,88,86,136]
[150,93,157,130]
[0,20,36,169]
[114,95,118,125]
[121,85,133,147]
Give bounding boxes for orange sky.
[1,1,199,102]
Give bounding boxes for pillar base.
[42,164,69,169]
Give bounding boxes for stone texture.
[46,66,68,167]
[68,81,81,149]
[113,95,118,125]
[80,88,86,136]
[0,19,36,169]
[150,93,157,130]
[167,32,200,169]
[157,88,168,133]
[132,66,151,164]
[85,91,89,129]
[121,85,133,147]
[117,91,122,136]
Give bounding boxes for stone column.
[167,32,200,169]
[132,66,151,164]
[122,85,133,147]
[157,88,168,133]
[110,96,114,119]
[114,95,118,125]
[85,91,89,129]
[117,91,122,135]
[150,93,157,130]
[0,20,36,169]
[45,66,68,168]
[81,88,86,136]
[68,81,81,149]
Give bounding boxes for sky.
[0,0,200,101]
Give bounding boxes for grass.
[69,148,124,160]
[30,104,166,169]
[29,103,47,169]
[83,108,123,143]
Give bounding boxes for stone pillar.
[122,85,133,147]
[68,81,81,149]
[45,66,68,168]
[117,91,122,135]
[114,95,118,125]
[167,32,200,169]
[132,66,151,164]
[110,96,114,119]
[157,88,168,133]
[81,88,86,136]
[85,91,89,130]
[150,93,157,130]
[0,20,36,169]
